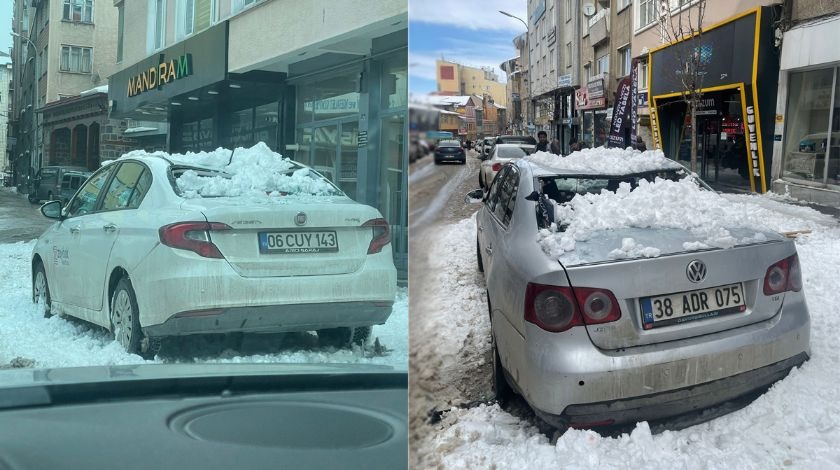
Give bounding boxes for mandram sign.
[127,54,193,97]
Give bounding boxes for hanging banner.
[607,76,632,148]
[630,58,639,149]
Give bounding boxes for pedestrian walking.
[535,131,549,152]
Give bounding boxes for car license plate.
[639,283,746,329]
[258,231,338,254]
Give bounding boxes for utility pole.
[500,10,532,134]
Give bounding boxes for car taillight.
[362,218,390,254]
[525,283,621,333]
[159,221,231,259]
[492,163,502,172]
[763,253,802,295]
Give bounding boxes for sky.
[0,0,11,64]
[409,0,528,97]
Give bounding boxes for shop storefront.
[772,14,840,205]
[648,7,780,193]
[576,76,609,147]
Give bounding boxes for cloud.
[409,33,517,89]
[409,0,528,32]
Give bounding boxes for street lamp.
[499,10,532,134]
[10,32,39,183]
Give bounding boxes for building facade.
[771,0,840,206]
[0,64,12,174]
[435,60,507,107]
[109,0,408,278]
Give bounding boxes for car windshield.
[496,146,532,159]
[170,162,344,198]
[439,140,461,147]
[539,169,689,201]
[498,136,537,145]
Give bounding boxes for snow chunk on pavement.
[524,147,683,175]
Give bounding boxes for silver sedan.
[478,143,535,189]
[470,158,810,430]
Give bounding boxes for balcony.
[589,8,610,46]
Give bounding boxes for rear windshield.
[170,162,343,198]
[497,146,532,159]
[539,170,689,204]
[498,136,537,145]
[438,140,461,147]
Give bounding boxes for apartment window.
[566,42,572,68]
[60,46,92,73]
[638,0,657,29]
[148,0,166,52]
[117,4,124,63]
[63,0,93,23]
[233,0,258,13]
[618,47,631,77]
[584,64,591,82]
[638,61,648,90]
[618,0,631,10]
[178,0,217,39]
[597,54,609,75]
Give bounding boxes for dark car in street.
[434,140,466,165]
[58,170,92,205]
[28,165,91,203]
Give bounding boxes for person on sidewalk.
[550,138,562,155]
[535,131,549,152]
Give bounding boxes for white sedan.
[31,146,397,357]
[479,143,535,189]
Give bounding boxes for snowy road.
[410,169,840,468]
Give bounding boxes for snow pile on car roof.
[116,142,338,199]
[538,174,833,264]
[525,147,684,174]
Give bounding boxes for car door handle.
[69,226,80,234]
[478,224,484,232]
[102,224,117,233]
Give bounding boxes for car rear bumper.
[516,291,810,422]
[143,301,394,336]
[131,245,397,334]
[533,352,808,428]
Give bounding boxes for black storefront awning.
[108,22,229,120]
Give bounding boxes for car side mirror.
[525,191,540,201]
[41,200,63,219]
[464,189,485,204]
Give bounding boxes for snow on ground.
[0,240,407,370]
[415,196,840,469]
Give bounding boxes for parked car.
[58,170,92,205]
[481,137,498,159]
[433,140,466,164]
[32,151,397,357]
[410,138,430,163]
[28,165,91,204]
[470,155,810,431]
[479,143,535,189]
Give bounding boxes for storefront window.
[381,57,407,110]
[254,102,279,149]
[179,118,214,152]
[783,68,836,184]
[339,121,358,199]
[230,108,253,148]
[380,113,406,270]
[829,69,840,186]
[582,111,594,147]
[297,71,361,124]
[594,110,608,146]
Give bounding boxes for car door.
[485,166,518,286]
[60,164,117,308]
[478,165,509,275]
[78,161,151,313]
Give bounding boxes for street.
[0,188,54,243]
[408,149,840,468]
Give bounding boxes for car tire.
[317,326,371,348]
[352,326,372,346]
[492,331,512,407]
[111,277,159,358]
[477,238,484,273]
[32,261,53,318]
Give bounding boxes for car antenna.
[226,148,235,167]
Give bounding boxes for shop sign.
[558,74,572,88]
[576,83,606,110]
[127,54,193,97]
[746,105,760,177]
[695,96,719,116]
[303,93,360,114]
[630,58,639,147]
[607,75,632,148]
[587,79,605,99]
[650,109,661,149]
[637,92,649,107]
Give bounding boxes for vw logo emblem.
[686,260,707,283]
[294,212,307,226]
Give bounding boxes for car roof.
[517,154,685,177]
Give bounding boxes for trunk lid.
[181,197,382,277]
[557,227,794,349]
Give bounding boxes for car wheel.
[479,172,485,189]
[32,262,52,318]
[111,277,159,358]
[476,238,484,273]
[317,326,371,348]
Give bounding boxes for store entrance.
[297,118,359,200]
[674,90,751,191]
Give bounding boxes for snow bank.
[538,176,836,264]
[0,240,406,369]
[524,147,683,175]
[115,142,338,199]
